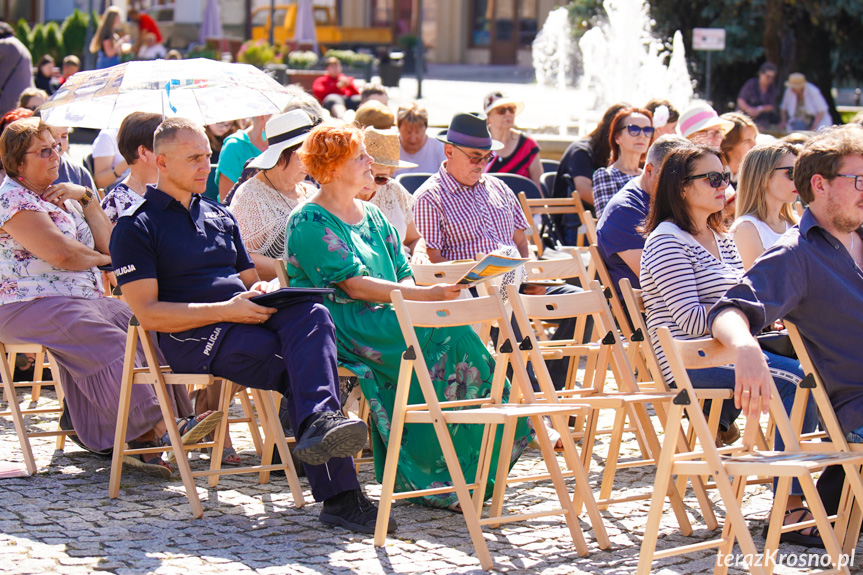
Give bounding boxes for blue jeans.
[686,350,818,496]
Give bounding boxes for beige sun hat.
[787,73,807,89]
[363,127,417,169]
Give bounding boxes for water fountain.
[532,1,694,135]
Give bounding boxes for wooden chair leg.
[0,352,37,476]
[237,386,264,455]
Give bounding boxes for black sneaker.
[319,489,397,534]
[293,411,368,466]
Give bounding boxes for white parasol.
[40,59,293,129]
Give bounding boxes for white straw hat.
[247,110,314,170]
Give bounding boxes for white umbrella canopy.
[40,59,294,129]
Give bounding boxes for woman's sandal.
[203,442,242,466]
[123,441,172,479]
[761,507,825,548]
[162,410,224,463]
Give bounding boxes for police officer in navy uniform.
[109,117,395,534]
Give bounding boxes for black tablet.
[250,287,334,309]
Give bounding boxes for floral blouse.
[100,182,145,223]
[0,177,103,305]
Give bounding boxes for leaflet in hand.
[456,252,528,285]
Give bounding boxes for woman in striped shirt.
[640,145,822,546]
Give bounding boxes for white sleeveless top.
[730,214,791,250]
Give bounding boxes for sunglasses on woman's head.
[684,171,732,188]
[774,166,794,180]
[25,142,62,159]
[373,175,391,185]
[622,124,655,137]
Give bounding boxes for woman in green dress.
[285,123,532,508]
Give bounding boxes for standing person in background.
[89,7,128,70]
[737,62,780,130]
[33,55,58,95]
[592,106,654,217]
[215,114,269,202]
[0,21,33,118]
[780,73,832,132]
[128,8,162,54]
[394,101,445,176]
[645,99,679,138]
[720,112,759,184]
[482,91,542,191]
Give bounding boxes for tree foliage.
[61,9,90,61]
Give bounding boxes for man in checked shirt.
[413,112,589,391]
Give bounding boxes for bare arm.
[736,97,758,117]
[574,176,594,208]
[120,274,276,333]
[92,155,128,190]
[338,275,465,304]
[732,221,766,270]
[513,228,531,259]
[41,183,113,254]
[812,111,825,130]
[248,252,278,281]
[218,174,233,203]
[711,307,773,417]
[426,247,446,263]
[2,210,111,270]
[617,248,642,277]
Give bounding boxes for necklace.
[127,174,146,196]
[262,170,300,203]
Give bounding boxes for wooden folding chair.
[517,191,594,257]
[0,341,71,475]
[586,244,633,340]
[638,327,863,575]
[374,289,611,570]
[108,316,304,519]
[786,322,863,559]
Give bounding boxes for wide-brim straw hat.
[247,110,314,170]
[355,100,395,130]
[364,127,417,169]
[786,72,807,89]
[482,91,525,116]
[677,103,735,139]
[436,112,504,151]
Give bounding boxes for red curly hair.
[297,122,363,185]
[0,107,34,136]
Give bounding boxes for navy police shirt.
[595,178,649,292]
[110,186,255,303]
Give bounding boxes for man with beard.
[709,124,863,537]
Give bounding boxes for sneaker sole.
[293,419,368,466]
[123,455,173,479]
[167,411,224,463]
[319,511,398,535]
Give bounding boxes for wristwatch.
[80,187,94,208]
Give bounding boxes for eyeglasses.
[836,174,863,191]
[373,174,391,186]
[24,143,62,159]
[494,105,517,115]
[621,124,655,137]
[684,171,732,188]
[774,166,794,180]
[453,145,495,165]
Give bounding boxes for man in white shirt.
[394,101,446,177]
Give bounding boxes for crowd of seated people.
[4,50,862,552]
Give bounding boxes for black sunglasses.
[684,171,731,188]
[373,174,391,186]
[774,166,794,180]
[621,124,655,137]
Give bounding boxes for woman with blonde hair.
[89,6,126,70]
[285,122,531,510]
[731,141,799,269]
[719,112,759,183]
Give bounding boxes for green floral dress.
[285,202,533,508]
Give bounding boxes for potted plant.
[286,50,318,70]
[397,34,419,74]
[237,39,276,69]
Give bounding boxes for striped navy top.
[640,221,744,383]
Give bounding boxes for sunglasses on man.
[684,171,732,188]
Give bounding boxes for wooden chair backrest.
[275,258,290,288]
[587,244,633,338]
[522,251,590,285]
[619,278,667,387]
[410,260,477,286]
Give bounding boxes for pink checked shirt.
[413,163,529,261]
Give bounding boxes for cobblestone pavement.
[2,386,860,575]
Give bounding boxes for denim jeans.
[685,350,818,496]
[846,423,863,444]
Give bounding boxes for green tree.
[14,19,31,52]
[43,21,65,63]
[29,23,48,64]
[61,9,90,61]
